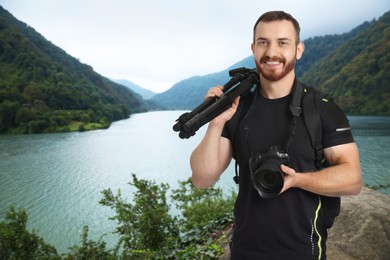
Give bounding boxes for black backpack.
[227,80,331,184]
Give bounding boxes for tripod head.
[173,67,258,139]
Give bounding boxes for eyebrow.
[278,38,292,42]
[255,37,292,42]
[255,37,267,42]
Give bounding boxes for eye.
[279,41,289,46]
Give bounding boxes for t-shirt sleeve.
[221,123,231,140]
[321,100,354,149]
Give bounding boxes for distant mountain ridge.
[0,6,147,133]
[151,11,390,115]
[1,3,388,137]
[151,57,255,110]
[111,79,156,100]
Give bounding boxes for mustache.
[260,56,286,64]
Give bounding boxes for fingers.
[205,85,223,99]
[232,96,240,109]
[214,96,240,124]
[281,164,296,174]
[227,96,240,114]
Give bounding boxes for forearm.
[190,121,231,188]
[294,162,362,197]
[190,93,239,189]
[282,143,362,197]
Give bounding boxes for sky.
[1,0,389,93]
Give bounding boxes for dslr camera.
[249,146,289,199]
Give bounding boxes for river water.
[0,111,389,253]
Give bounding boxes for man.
[190,11,362,259]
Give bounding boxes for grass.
[58,121,110,132]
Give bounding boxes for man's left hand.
[280,164,298,194]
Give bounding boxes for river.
[0,111,389,253]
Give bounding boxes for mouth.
[264,61,281,65]
[260,56,285,67]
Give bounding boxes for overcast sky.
[1,0,389,93]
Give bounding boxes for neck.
[259,71,295,99]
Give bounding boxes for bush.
[0,175,236,259]
[171,179,235,258]
[172,178,235,231]
[65,226,115,259]
[99,173,179,258]
[0,207,59,259]
[99,175,236,258]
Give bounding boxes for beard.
[256,55,296,81]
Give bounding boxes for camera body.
[249,146,289,199]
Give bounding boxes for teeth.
[266,61,280,65]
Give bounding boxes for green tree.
[172,178,235,231]
[65,226,115,259]
[99,173,178,258]
[170,179,236,259]
[0,100,19,132]
[0,206,59,259]
[0,175,237,259]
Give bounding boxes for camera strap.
[232,79,305,184]
[232,79,332,184]
[284,80,304,153]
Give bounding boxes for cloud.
[2,0,389,92]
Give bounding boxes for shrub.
[99,173,179,258]
[0,207,59,259]
[0,175,236,259]
[65,226,115,259]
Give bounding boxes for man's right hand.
[206,86,240,126]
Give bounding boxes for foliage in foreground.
[0,174,236,259]
[0,207,59,259]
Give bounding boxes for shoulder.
[299,82,336,117]
[299,82,353,147]
[299,82,348,124]
[305,87,354,148]
[303,85,331,105]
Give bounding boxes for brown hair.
[253,11,301,44]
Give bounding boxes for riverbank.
[1,112,388,252]
[327,187,390,259]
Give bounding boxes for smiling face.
[251,20,304,82]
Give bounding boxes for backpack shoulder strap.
[226,86,256,159]
[226,87,256,184]
[301,84,331,169]
[227,81,331,183]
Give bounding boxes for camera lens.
[260,170,278,188]
[255,169,283,192]
[253,158,284,198]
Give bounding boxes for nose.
[264,42,278,57]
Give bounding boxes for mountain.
[151,57,255,110]
[111,79,156,100]
[0,6,147,133]
[301,11,390,115]
[295,20,373,78]
[151,11,390,115]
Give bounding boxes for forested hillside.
[0,6,147,133]
[152,11,390,115]
[301,11,390,115]
[295,20,373,78]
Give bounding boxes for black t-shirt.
[222,88,354,260]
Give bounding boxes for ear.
[251,42,255,53]
[296,42,305,60]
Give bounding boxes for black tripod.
[173,67,259,139]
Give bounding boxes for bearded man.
[190,10,362,260]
